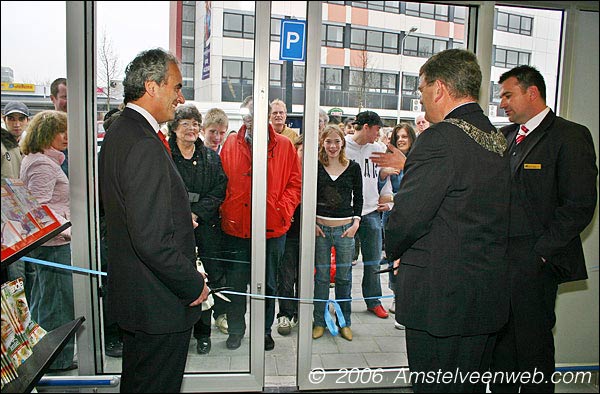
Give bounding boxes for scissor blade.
[214,292,231,303]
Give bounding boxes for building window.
[223,12,254,39]
[493,46,531,68]
[349,70,397,94]
[181,47,194,64]
[321,68,342,90]
[322,24,344,48]
[325,0,345,5]
[404,36,448,58]
[270,64,281,87]
[351,1,368,9]
[452,6,467,24]
[293,65,305,88]
[350,27,399,54]
[349,1,400,13]
[383,1,400,14]
[383,32,398,54]
[271,18,281,42]
[222,60,254,102]
[350,28,366,50]
[406,2,449,21]
[182,3,195,22]
[495,10,533,36]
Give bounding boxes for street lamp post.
[396,26,418,124]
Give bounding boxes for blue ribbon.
[324,299,346,336]
[21,257,107,277]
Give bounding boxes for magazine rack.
[2,316,85,393]
[1,178,71,279]
[1,179,82,392]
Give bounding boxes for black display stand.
[2,316,85,393]
[2,220,81,393]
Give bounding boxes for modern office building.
[169,1,561,128]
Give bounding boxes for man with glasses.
[269,99,298,142]
[385,49,510,392]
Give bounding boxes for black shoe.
[264,334,275,351]
[196,337,211,354]
[105,340,123,358]
[226,334,243,350]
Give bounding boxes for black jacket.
[386,103,511,337]
[99,107,204,334]
[502,110,597,283]
[169,138,227,226]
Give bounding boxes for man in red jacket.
[219,96,302,351]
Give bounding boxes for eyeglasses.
[180,121,200,129]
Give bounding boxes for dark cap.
[3,101,30,117]
[353,111,384,127]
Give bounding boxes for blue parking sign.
[280,19,306,62]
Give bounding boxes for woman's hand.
[315,224,325,237]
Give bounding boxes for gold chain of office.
[443,118,508,157]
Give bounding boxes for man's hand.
[392,259,401,276]
[370,143,407,170]
[189,277,210,307]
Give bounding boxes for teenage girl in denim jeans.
[312,125,363,341]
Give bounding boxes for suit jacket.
[502,110,597,283]
[385,103,511,337]
[99,107,204,334]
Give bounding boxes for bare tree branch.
[98,29,120,112]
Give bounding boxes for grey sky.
[1,1,169,84]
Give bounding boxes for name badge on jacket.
[524,163,542,170]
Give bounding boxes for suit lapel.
[122,107,186,185]
[513,111,554,174]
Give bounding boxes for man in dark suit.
[385,49,511,392]
[490,65,598,393]
[99,48,209,393]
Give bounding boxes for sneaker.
[388,300,395,314]
[394,321,405,330]
[367,305,389,319]
[215,314,228,334]
[264,334,275,351]
[226,334,243,350]
[277,316,292,336]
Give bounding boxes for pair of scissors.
[374,265,399,274]
[208,286,233,303]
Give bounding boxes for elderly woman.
[167,104,228,355]
[20,110,75,371]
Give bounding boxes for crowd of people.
[2,46,596,393]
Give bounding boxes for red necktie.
[158,131,172,156]
[515,125,529,145]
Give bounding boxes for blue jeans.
[222,234,286,336]
[357,211,383,308]
[28,244,75,369]
[313,223,354,327]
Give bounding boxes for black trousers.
[277,236,299,319]
[490,236,559,393]
[406,328,496,393]
[120,328,192,393]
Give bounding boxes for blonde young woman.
[312,125,363,341]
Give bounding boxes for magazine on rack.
[1,179,63,262]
